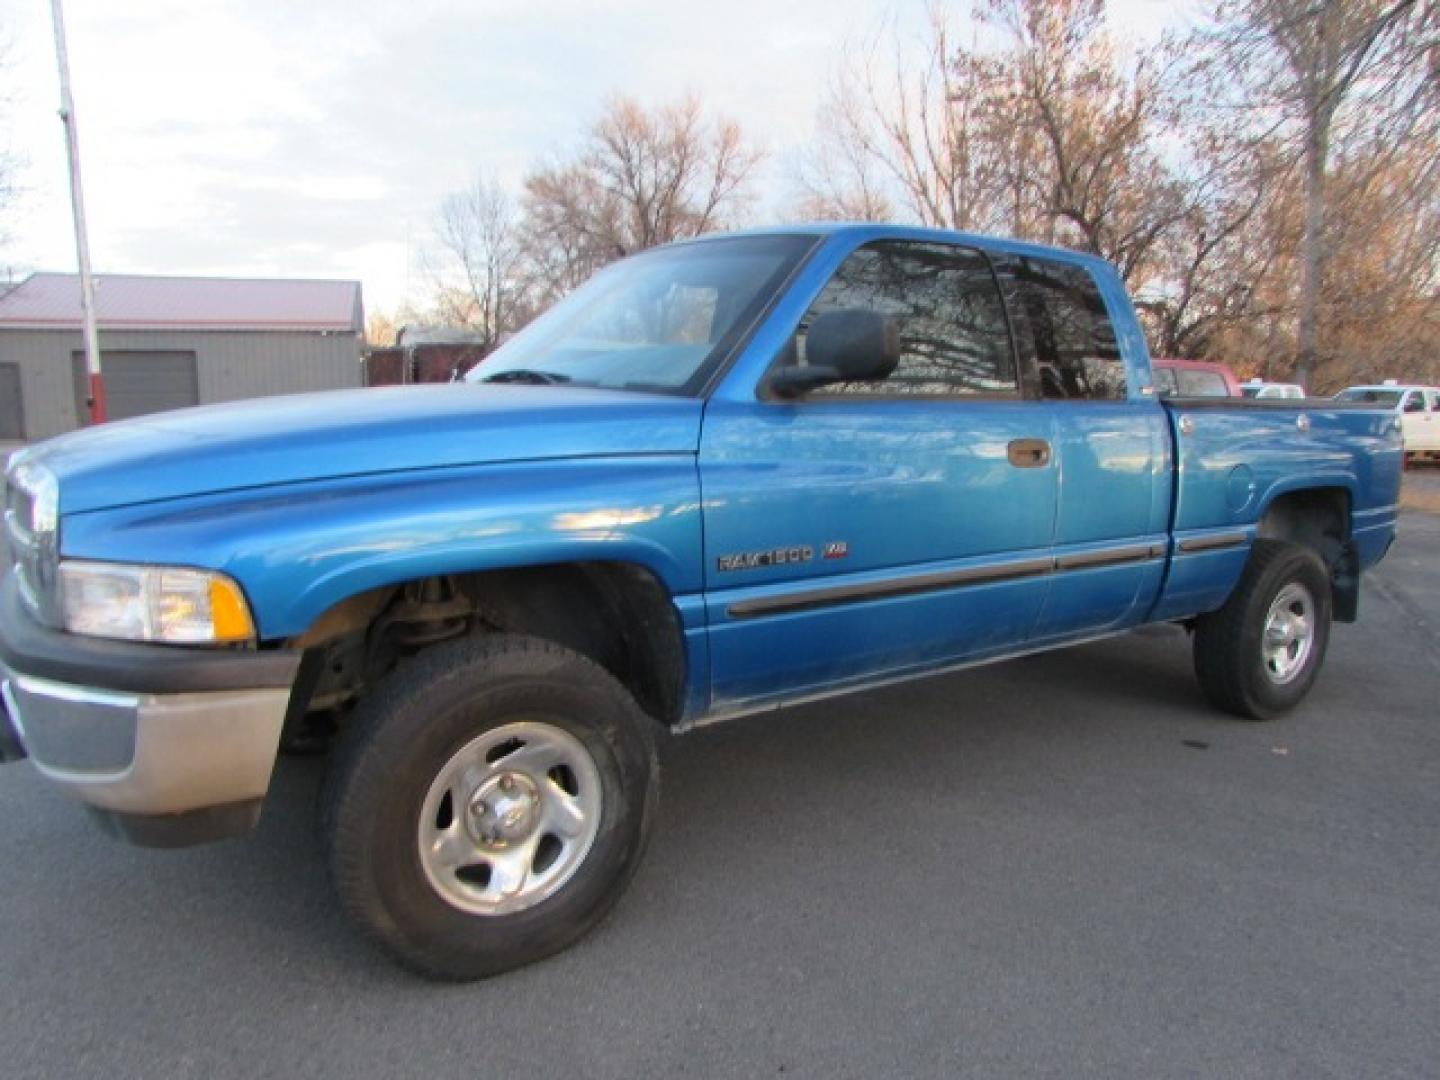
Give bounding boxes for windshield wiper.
[479,369,572,385]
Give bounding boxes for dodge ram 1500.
[1,225,1402,978]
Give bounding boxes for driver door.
[698,239,1058,711]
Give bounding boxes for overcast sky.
[0,0,1194,316]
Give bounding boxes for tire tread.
[320,633,658,980]
[1193,539,1331,721]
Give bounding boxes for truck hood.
[27,385,704,515]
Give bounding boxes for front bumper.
[0,572,301,846]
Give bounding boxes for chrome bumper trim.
[2,667,291,816]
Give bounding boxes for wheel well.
[286,562,687,729]
[1255,487,1359,622]
[1255,488,1349,567]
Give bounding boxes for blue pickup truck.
[1,225,1402,978]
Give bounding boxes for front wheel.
[1193,539,1333,721]
[321,634,659,980]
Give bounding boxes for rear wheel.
[322,634,658,980]
[1193,539,1333,721]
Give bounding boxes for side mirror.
[767,309,901,398]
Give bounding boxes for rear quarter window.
[1176,369,1230,397]
[997,256,1126,401]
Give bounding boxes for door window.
[794,241,1017,397]
[1404,391,1426,413]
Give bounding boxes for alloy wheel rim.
[418,719,603,916]
[1262,582,1315,685]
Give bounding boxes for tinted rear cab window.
[994,255,1126,400]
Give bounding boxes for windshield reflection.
[467,234,813,395]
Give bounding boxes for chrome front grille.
[4,468,60,627]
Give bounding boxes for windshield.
[1335,388,1402,407]
[467,234,815,395]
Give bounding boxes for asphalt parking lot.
[1,511,1437,1079]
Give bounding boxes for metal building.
[0,272,364,441]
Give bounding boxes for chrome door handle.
[1007,438,1052,468]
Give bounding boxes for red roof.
[0,272,362,332]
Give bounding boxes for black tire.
[1193,539,1333,721]
[321,634,659,980]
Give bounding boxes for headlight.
[59,561,255,644]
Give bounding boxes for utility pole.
[49,0,105,423]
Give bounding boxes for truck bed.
[1148,396,1402,621]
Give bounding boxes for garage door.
[0,363,22,440]
[73,351,200,422]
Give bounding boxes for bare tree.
[425,173,529,348]
[791,1,1187,286]
[1129,80,1298,363]
[995,0,1189,283]
[522,95,763,297]
[518,163,624,302]
[1312,141,1440,386]
[794,0,1439,390]
[791,96,896,222]
[365,311,398,347]
[793,9,1023,233]
[1203,0,1437,385]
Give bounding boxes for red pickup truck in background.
[1152,357,1243,398]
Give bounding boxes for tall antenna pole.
[49,0,105,423]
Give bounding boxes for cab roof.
[689,222,1114,273]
